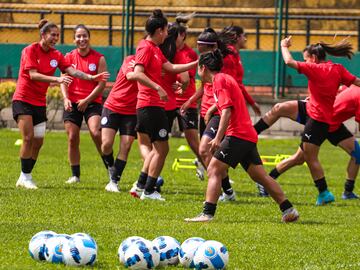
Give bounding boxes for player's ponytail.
[199,49,223,72]
[306,38,354,60]
[218,25,244,57]
[145,9,168,36]
[38,19,58,35]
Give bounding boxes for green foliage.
[0,130,360,269]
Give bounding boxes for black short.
[136,106,169,142]
[203,115,220,139]
[296,100,308,125]
[199,117,207,138]
[12,100,47,125]
[301,117,329,146]
[213,136,262,171]
[166,109,177,132]
[176,108,198,131]
[327,124,353,146]
[63,102,102,128]
[101,107,137,137]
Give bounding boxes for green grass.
[1,129,360,269]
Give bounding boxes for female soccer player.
[101,55,138,192]
[185,50,299,222]
[128,9,198,201]
[61,24,108,184]
[280,36,360,205]
[13,19,109,189]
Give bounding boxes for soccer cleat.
[154,176,164,193]
[342,191,359,200]
[105,181,120,193]
[16,177,38,190]
[316,190,335,206]
[184,213,214,222]
[281,208,299,223]
[129,182,144,198]
[194,159,205,181]
[65,176,80,184]
[218,191,236,202]
[256,183,269,197]
[140,191,165,201]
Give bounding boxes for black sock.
[30,159,37,171]
[344,179,355,193]
[102,152,114,168]
[279,199,293,212]
[21,158,32,174]
[221,176,233,195]
[269,168,281,179]
[71,165,80,178]
[137,172,148,189]
[144,176,157,194]
[101,155,108,169]
[111,159,127,182]
[203,202,217,216]
[254,118,269,134]
[315,177,328,193]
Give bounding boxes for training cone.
[14,139,23,146]
[177,145,190,152]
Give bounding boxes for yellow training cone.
[14,139,23,146]
[177,145,190,152]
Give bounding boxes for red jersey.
[173,44,198,108]
[297,60,356,124]
[161,71,177,111]
[65,49,103,104]
[200,83,219,117]
[221,45,255,105]
[135,39,168,109]
[329,85,360,132]
[104,55,138,115]
[213,73,258,143]
[13,42,70,106]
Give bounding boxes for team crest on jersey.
[50,59,58,68]
[89,63,97,72]
[158,129,167,138]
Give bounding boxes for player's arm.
[209,108,231,153]
[281,36,298,69]
[352,77,360,86]
[205,104,217,125]
[59,73,72,112]
[162,60,198,74]
[180,84,204,114]
[29,69,73,85]
[65,66,109,82]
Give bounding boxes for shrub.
[0,81,16,110]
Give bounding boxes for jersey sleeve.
[339,65,356,86]
[58,52,71,73]
[121,56,135,75]
[296,61,315,79]
[216,87,233,111]
[23,46,39,71]
[135,46,151,67]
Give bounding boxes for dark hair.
[145,9,168,36]
[199,49,223,72]
[218,25,244,57]
[304,38,354,60]
[197,27,218,50]
[74,24,90,38]
[38,19,58,34]
[160,12,195,62]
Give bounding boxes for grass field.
[1,129,360,270]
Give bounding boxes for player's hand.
[251,102,261,116]
[157,87,168,101]
[63,98,72,112]
[281,36,292,47]
[204,111,212,125]
[58,75,73,86]
[77,99,89,112]
[173,81,184,95]
[208,138,221,154]
[92,72,110,82]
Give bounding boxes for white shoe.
[140,191,165,201]
[129,182,144,198]
[218,191,236,202]
[105,181,120,193]
[229,178,234,184]
[282,208,299,223]
[66,176,80,184]
[194,159,205,181]
[184,213,213,222]
[16,177,38,190]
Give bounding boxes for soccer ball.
[193,240,229,270]
[118,236,146,264]
[178,237,205,268]
[123,239,160,269]
[71,233,98,252]
[62,234,97,266]
[28,230,57,261]
[44,234,71,264]
[152,236,180,266]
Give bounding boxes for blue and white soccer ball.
[178,237,206,268]
[152,236,180,266]
[71,233,98,252]
[123,239,160,269]
[118,236,146,264]
[44,234,71,264]
[193,240,229,270]
[62,234,97,266]
[28,230,57,261]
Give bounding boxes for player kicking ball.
[185,50,299,223]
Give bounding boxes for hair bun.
[152,9,164,18]
[38,19,48,29]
